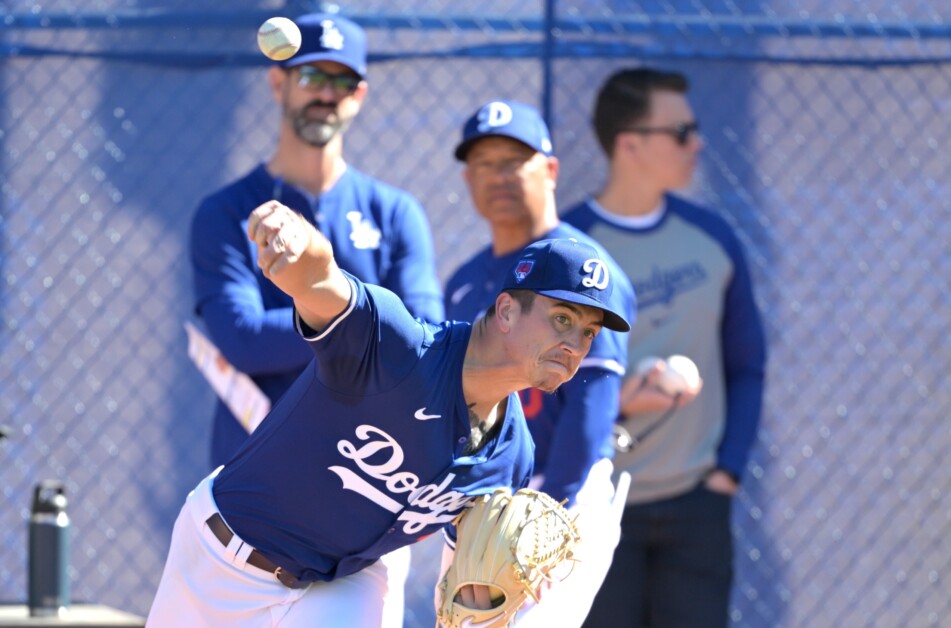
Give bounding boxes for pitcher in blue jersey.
[147,199,631,627]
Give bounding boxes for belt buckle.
[274,566,303,589]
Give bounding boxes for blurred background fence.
[2,1,950,625]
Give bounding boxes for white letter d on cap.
[582,259,610,290]
[477,102,513,132]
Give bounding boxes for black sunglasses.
[295,66,362,94]
[625,121,700,146]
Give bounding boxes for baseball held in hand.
[635,356,664,376]
[257,17,302,61]
[656,355,700,396]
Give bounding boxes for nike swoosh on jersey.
[414,408,442,421]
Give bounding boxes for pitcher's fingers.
[257,247,277,276]
[459,585,475,607]
[472,584,493,610]
[247,200,283,241]
[260,230,295,275]
[264,251,293,277]
[257,211,293,253]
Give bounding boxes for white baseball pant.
[146,467,410,627]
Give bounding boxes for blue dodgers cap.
[281,13,367,77]
[502,238,631,332]
[454,100,553,161]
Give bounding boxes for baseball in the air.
[656,355,701,396]
[257,17,302,61]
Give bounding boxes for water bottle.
[28,480,70,616]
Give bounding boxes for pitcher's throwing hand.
[248,201,314,276]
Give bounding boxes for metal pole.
[542,0,556,142]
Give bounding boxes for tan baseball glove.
[436,487,581,628]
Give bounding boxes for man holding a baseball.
[147,199,632,626]
[564,68,768,627]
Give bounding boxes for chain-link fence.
[2,1,949,625]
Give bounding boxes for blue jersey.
[212,274,534,584]
[563,196,766,502]
[190,164,444,467]
[444,223,635,504]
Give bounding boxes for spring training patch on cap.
[513,259,536,283]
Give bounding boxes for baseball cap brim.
[454,134,536,161]
[535,289,631,333]
[282,51,366,77]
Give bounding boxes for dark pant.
[582,482,734,628]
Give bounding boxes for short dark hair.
[484,289,536,319]
[593,68,689,157]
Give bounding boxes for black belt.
[205,513,308,589]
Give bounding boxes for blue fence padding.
[4,45,950,67]
[3,10,951,40]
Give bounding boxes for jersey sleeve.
[190,195,312,375]
[380,194,445,323]
[538,369,623,505]
[297,274,427,394]
[715,227,768,480]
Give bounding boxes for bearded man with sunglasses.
[190,13,442,470]
[563,68,767,628]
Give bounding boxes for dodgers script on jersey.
[212,274,534,584]
[444,223,635,504]
[191,163,444,467]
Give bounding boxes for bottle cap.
[32,481,67,515]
